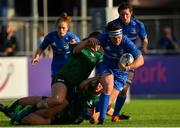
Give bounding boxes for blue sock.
[99,92,110,122]
[113,95,126,116]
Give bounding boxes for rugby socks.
[98,92,110,123]
[113,95,126,116]
[17,105,36,119]
[10,105,23,124]
[8,100,20,113]
[11,105,36,124]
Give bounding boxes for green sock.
[9,100,20,113]
[10,105,23,124]
[12,105,37,123]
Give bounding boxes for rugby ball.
[119,53,134,66]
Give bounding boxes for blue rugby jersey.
[40,31,80,76]
[97,33,142,90]
[108,17,147,44]
[97,33,141,69]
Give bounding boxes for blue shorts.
[97,63,128,92]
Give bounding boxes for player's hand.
[119,63,130,71]
[69,39,77,44]
[31,56,40,65]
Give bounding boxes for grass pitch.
[0,99,180,127]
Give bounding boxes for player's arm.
[31,34,51,64]
[119,54,144,71]
[31,48,43,65]
[73,38,99,55]
[79,76,100,92]
[141,36,148,54]
[73,40,88,55]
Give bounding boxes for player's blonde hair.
[55,12,71,27]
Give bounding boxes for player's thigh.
[45,99,69,118]
[18,96,43,106]
[21,112,51,125]
[101,73,114,94]
[51,82,67,103]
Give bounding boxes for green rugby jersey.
[58,48,103,86]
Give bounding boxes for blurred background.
[0,0,180,99]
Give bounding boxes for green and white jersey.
[56,48,103,86]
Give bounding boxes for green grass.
[1,99,180,127]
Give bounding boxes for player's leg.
[98,73,114,124]
[0,98,24,118]
[11,100,68,125]
[0,96,44,119]
[37,99,69,118]
[18,96,46,106]
[112,71,135,121]
[36,82,68,118]
[106,87,120,117]
[0,103,9,117]
[109,88,121,122]
[9,97,45,124]
[112,86,128,122]
[21,110,51,125]
[37,83,67,109]
[10,104,37,124]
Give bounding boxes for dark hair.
[82,31,100,41]
[106,23,122,32]
[88,31,100,38]
[118,2,133,14]
[55,12,71,27]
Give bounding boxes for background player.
[31,12,80,78]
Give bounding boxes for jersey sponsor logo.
[56,78,65,82]
[90,52,95,57]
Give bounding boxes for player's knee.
[54,96,65,105]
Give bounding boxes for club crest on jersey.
[119,49,124,55]
[64,44,69,49]
[130,28,136,34]
[65,37,69,40]
[105,46,111,51]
